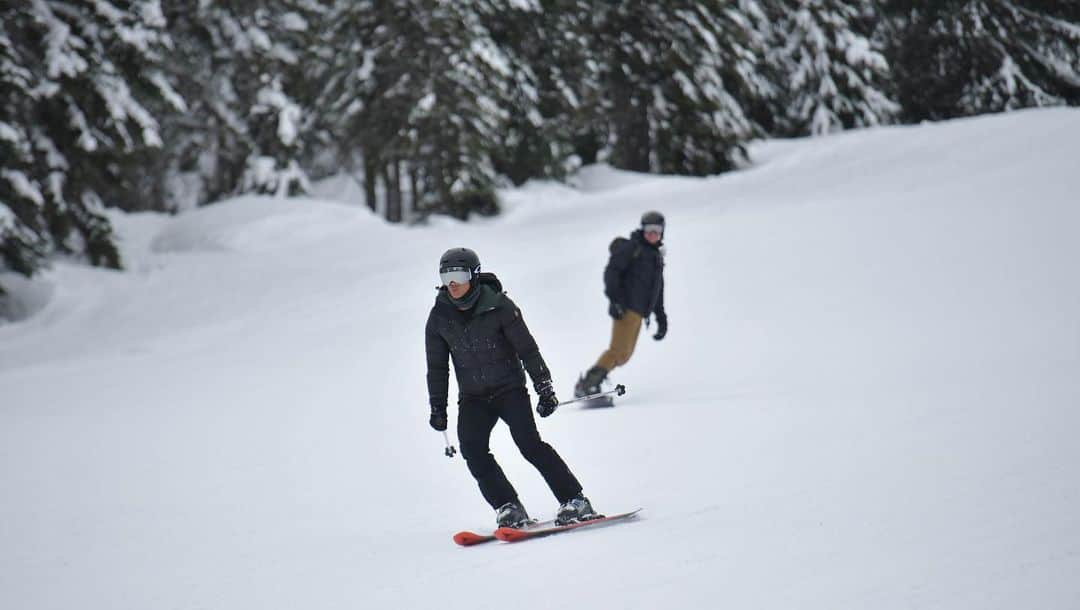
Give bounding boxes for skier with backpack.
[574,211,668,400]
[426,247,600,527]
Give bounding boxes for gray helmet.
[439,247,481,276]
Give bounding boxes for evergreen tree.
[238,0,321,197]
[590,1,774,175]
[654,1,778,173]
[7,0,1079,290]
[317,1,514,222]
[885,1,1080,121]
[304,0,376,206]
[477,0,596,185]
[769,0,900,136]
[1,17,48,286]
[1,0,183,293]
[162,1,320,207]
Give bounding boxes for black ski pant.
[457,386,582,510]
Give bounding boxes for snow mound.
[568,163,660,193]
[307,173,367,206]
[150,195,374,254]
[0,273,55,323]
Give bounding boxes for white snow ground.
[2,108,1079,610]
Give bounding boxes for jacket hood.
[473,272,503,292]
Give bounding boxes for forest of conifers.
[2,1,1078,288]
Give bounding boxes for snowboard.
[571,383,625,408]
[579,395,615,408]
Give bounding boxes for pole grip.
[442,431,457,458]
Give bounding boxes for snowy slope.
[2,108,1079,610]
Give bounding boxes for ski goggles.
[642,224,664,235]
[439,266,473,286]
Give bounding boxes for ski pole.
[556,384,626,408]
[442,430,457,458]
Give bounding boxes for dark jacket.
[604,230,666,319]
[425,273,551,409]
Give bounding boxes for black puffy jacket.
[425,274,551,409]
[604,230,666,318]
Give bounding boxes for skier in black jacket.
[426,247,599,527]
[574,211,668,398]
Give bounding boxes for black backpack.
[609,236,642,259]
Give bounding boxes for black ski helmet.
[439,247,481,277]
[641,210,665,231]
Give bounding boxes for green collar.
[472,284,502,314]
[439,283,501,314]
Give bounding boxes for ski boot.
[496,500,531,528]
[573,366,608,398]
[555,492,601,525]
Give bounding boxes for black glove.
[429,405,447,431]
[534,379,559,417]
[608,301,625,320]
[653,313,668,340]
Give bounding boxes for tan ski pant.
[596,310,643,372]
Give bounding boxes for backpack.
[609,236,641,259]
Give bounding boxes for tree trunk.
[384,159,402,223]
[409,164,420,220]
[609,61,652,173]
[363,153,378,213]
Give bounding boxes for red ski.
[494,509,641,542]
[453,530,498,546]
[453,519,554,547]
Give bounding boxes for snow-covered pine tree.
[475,0,596,185]
[160,1,319,208]
[317,0,514,222]
[768,0,900,136]
[590,2,653,172]
[0,0,183,291]
[305,0,378,209]
[0,20,49,289]
[238,1,321,197]
[653,1,777,173]
[403,1,511,220]
[884,1,1080,121]
[590,1,773,175]
[157,4,241,211]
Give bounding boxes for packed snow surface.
[3,108,1079,609]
